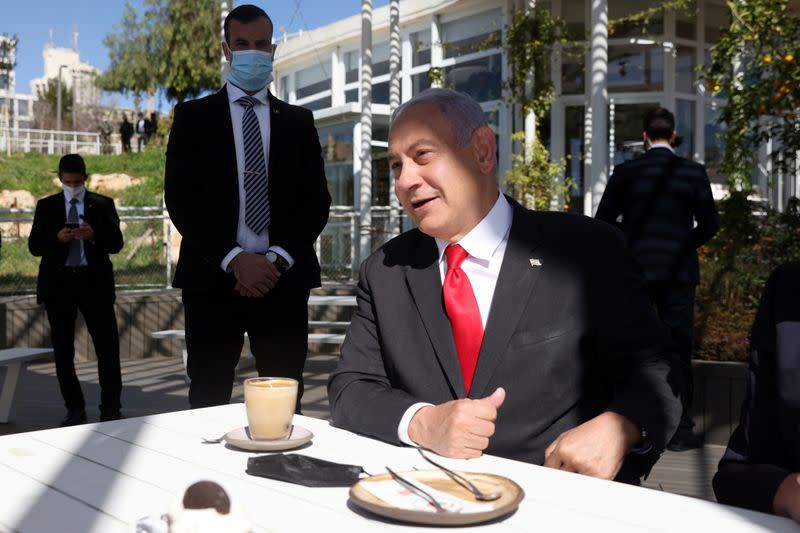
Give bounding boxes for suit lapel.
[267,92,283,192]
[469,207,543,399]
[216,87,240,221]
[404,235,466,398]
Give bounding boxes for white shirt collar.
[648,141,674,153]
[436,192,513,264]
[226,82,270,107]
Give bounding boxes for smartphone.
[64,222,79,229]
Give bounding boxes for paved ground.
[0,354,724,503]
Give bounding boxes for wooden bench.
[0,347,54,423]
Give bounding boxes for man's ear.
[222,41,232,63]
[472,125,497,175]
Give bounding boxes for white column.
[401,33,412,102]
[388,0,402,238]
[587,0,608,216]
[430,15,443,83]
[331,47,345,107]
[359,0,374,263]
[523,0,537,155]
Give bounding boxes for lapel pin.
[529,258,542,267]
[272,108,280,114]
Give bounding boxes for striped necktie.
[237,95,270,234]
[66,198,82,266]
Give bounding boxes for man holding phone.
[29,154,124,426]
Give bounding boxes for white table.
[0,404,792,533]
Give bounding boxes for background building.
[273,0,741,214]
[0,34,35,131]
[29,35,100,108]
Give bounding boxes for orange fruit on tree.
[785,54,794,63]
[763,54,773,64]
[757,103,767,114]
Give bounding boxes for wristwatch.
[266,251,290,274]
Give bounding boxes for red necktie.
[443,244,484,396]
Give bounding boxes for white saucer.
[223,425,313,451]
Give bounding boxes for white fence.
[0,205,411,294]
[0,127,122,156]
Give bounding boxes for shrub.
[695,192,800,360]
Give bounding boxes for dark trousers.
[44,270,122,414]
[182,282,310,411]
[648,280,696,435]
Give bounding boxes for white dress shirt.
[220,83,293,271]
[397,192,513,445]
[63,189,88,266]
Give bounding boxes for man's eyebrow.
[407,139,438,151]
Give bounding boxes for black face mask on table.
[246,453,366,487]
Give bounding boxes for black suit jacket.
[328,202,681,478]
[595,147,719,283]
[164,87,331,293]
[28,191,123,303]
[713,263,800,513]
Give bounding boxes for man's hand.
[230,252,280,297]
[57,227,75,243]
[74,223,95,242]
[407,388,505,459]
[773,473,800,523]
[544,411,640,480]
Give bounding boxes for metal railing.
[0,127,113,155]
[0,205,411,295]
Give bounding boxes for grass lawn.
[1,149,169,295]
[0,149,166,206]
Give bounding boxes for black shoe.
[59,409,87,427]
[667,432,703,452]
[100,410,123,422]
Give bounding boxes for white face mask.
[62,183,85,199]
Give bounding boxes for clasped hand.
[230,252,280,298]
[57,223,95,243]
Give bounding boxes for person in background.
[713,263,800,523]
[119,114,133,153]
[165,4,330,410]
[328,89,680,484]
[136,112,148,152]
[596,107,719,451]
[28,154,124,426]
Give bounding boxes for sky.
[3,0,389,110]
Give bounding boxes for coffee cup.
[243,377,298,440]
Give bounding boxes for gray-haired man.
[328,88,680,483]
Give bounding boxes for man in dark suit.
[596,107,719,451]
[165,4,330,409]
[328,89,680,483]
[713,263,800,522]
[28,154,124,426]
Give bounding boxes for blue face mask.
[227,49,274,92]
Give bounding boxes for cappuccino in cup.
[244,377,298,440]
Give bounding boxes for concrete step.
[311,283,357,297]
[308,332,346,345]
[308,294,357,323]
